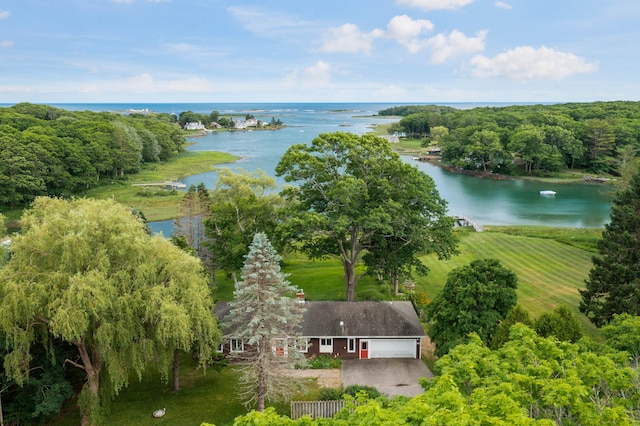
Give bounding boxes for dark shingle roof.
[215,301,425,338]
[301,301,425,338]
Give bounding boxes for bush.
[318,387,344,401]
[307,354,341,369]
[343,384,381,398]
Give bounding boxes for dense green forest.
[380,101,640,178]
[0,103,186,207]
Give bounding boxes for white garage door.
[369,339,416,358]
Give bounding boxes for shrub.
[307,354,341,369]
[343,384,381,398]
[318,387,344,401]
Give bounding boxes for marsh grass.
[82,151,239,222]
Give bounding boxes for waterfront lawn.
[82,151,239,222]
[214,227,599,337]
[419,228,600,338]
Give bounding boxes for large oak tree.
[0,197,220,425]
[276,132,455,301]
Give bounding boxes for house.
[184,121,205,130]
[214,300,425,360]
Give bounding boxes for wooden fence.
[290,400,345,420]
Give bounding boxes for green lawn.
[53,355,321,426]
[50,226,603,425]
[81,151,239,222]
[214,227,600,338]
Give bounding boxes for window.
[218,342,225,353]
[294,338,309,353]
[273,338,287,357]
[230,338,244,352]
[348,338,356,353]
[319,338,333,353]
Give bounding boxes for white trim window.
[218,342,225,353]
[347,338,356,353]
[294,338,310,353]
[273,338,287,357]
[230,338,244,352]
[319,338,333,353]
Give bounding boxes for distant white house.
[184,121,206,130]
[234,118,259,129]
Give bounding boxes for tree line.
[380,101,640,178]
[0,103,186,207]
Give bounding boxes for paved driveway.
[341,359,434,397]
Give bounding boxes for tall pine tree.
[224,233,306,411]
[580,172,640,326]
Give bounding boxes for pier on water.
[132,181,186,190]
[454,214,483,232]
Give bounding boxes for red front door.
[359,340,369,359]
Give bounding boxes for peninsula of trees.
[380,101,640,179]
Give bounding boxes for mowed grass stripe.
[418,231,599,338]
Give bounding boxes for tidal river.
[147,103,613,235]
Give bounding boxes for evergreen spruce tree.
[580,172,640,326]
[224,233,306,411]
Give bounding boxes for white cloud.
[426,29,487,63]
[320,23,383,54]
[0,10,10,19]
[385,15,434,53]
[470,46,599,80]
[396,0,476,11]
[0,40,13,48]
[284,61,333,87]
[494,1,512,10]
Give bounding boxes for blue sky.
[1,0,638,103]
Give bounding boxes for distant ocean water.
[0,101,555,116]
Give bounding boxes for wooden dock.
[132,181,186,190]
[455,214,483,232]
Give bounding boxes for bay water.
[13,102,610,233]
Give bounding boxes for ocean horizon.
[0,101,558,115]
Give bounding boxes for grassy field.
[53,355,321,426]
[82,150,239,222]
[213,226,602,338]
[49,225,604,425]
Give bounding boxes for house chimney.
[296,291,305,303]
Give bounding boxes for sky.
[1,0,639,104]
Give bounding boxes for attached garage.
[368,339,417,359]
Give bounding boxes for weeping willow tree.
[0,197,220,426]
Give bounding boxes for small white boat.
[540,190,556,196]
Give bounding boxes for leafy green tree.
[0,341,73,425]
[276,132,454,301]
[426,258,518,356]
[534,305,583,343]
[602,313,640,367]
[205,168,283,284]
[580,172,640,326]
[399,112,431,138]
[224,233,306,412]
[491,304,533,349]
[464,129,507,172]
[585,118,616,173]
[362,162,457,293]
[0,197,220,425]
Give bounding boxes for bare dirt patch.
[285,369,342,388]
